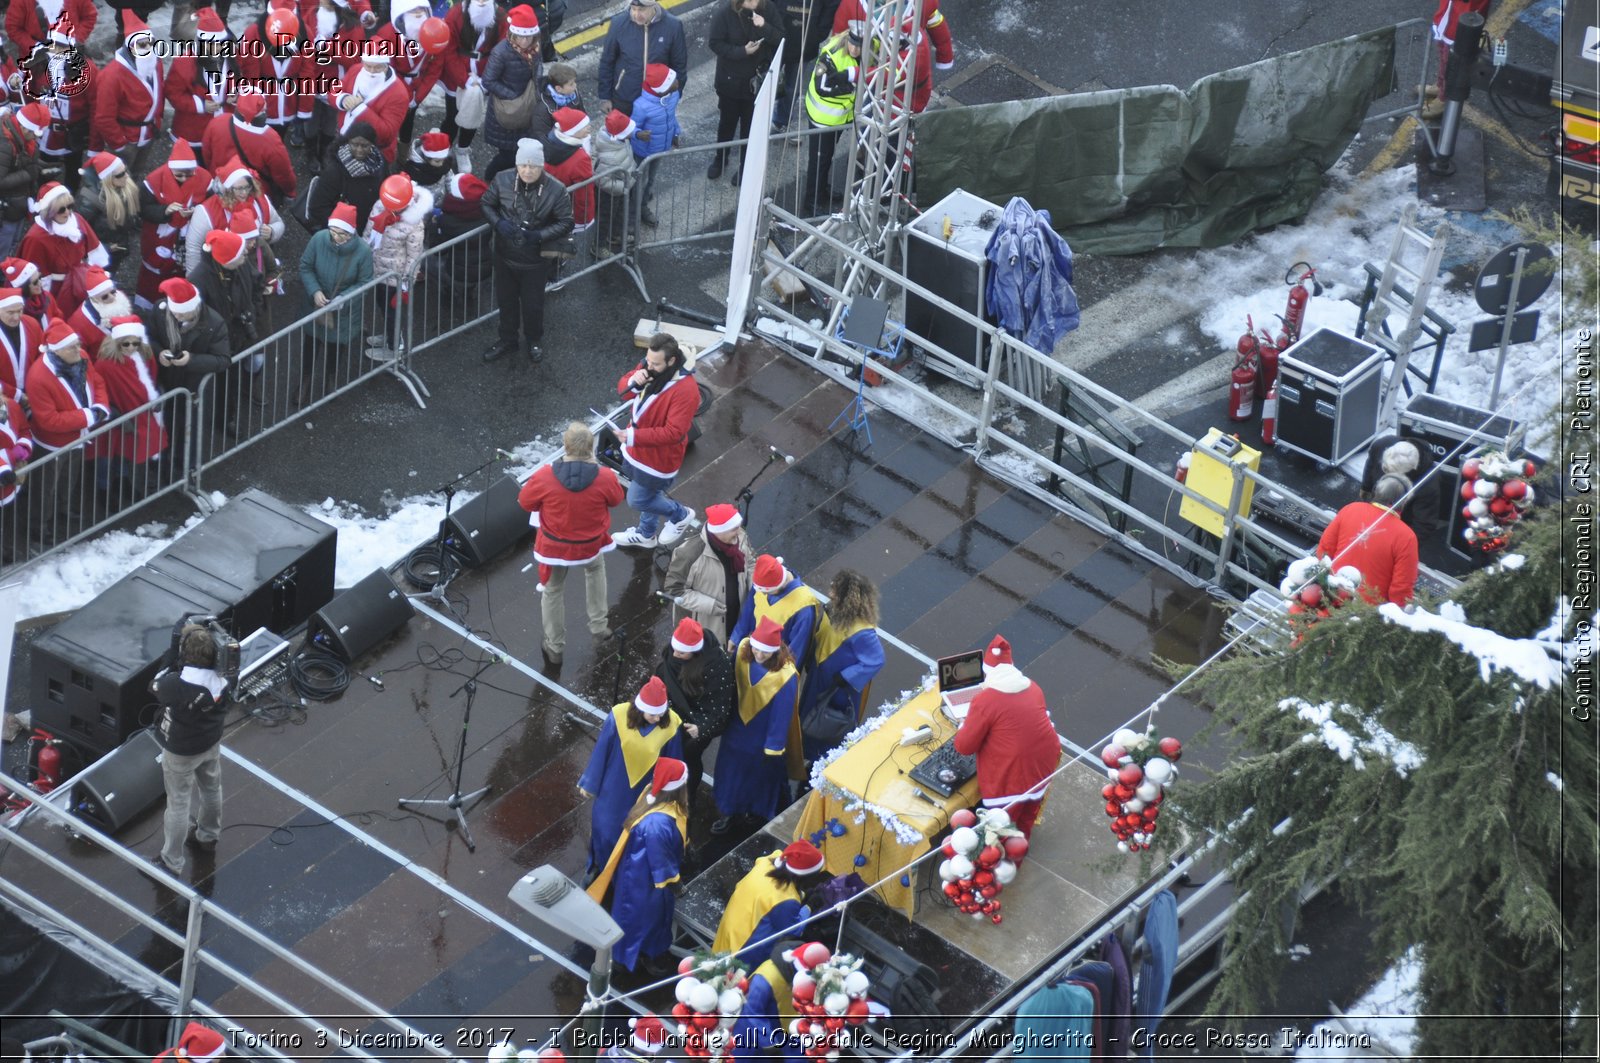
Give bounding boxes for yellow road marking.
[555,0,697,55]
[1485,0,1533,40]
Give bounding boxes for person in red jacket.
[91,13,165,171]
[0,392,33,521]
[832,0,952,69]
[25,23,98,191]
[1431,0,1491,99]
[325,40,414,166]
[612,333,699,550]
[65,265,130,357]
[237,7,321,146]
[545,107,595,231]
[441,0,508,172]
[953,634,1060,839]
[203,91,298,203]
[25,317,108,536]
[168,7,243,166]
[3,258,64,329]
[372,0,448,156]
[301,0,372,172]
[518,421,627,663]
[136,141,212,309]
[1315,475,1420,607]
[17,182,111,317]
[0,287,44,404]
[91,315,167,491]
[7,0,97,57]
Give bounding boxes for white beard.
[95,292,133,320]
[402,11,426,39]
[39,0,65,23]
[468,2,496,32]
[46,214,83,243]
[316,9,339,40]
[134,51,159,82]
[352,68,389,100]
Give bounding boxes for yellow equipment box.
[1179,428,1261,537]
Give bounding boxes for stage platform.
[3,341,1227,1057]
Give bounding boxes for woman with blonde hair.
[77,152,142,272]
[797,568,884,760]
[93,317,168,498]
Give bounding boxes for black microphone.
[768,445,796,465]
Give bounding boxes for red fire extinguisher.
[1282,262,1321,346]
[1230,316,1259,421]
[1261,378,1279,446]
[1256,325,1282,401]
[32,730,63,793]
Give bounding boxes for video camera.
[170,614,241,680]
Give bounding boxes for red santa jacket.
[166,56,241,147]
[953,666,1059,809]
[17,213,111,309]
[94,349,167,464]
[326,66,412,164]
[0,53,21,108]
[517,458,626,566]
[616,365,699,479]
[370,22,445,104]
[202,114,298,201]
[19,288,63,332]
[302,21,370,87]
[296,0,376,32]
[1316,501,1419,607]
[138,164,214,304]
[0,314,44,402]
[66,299,111,359]
[236,23,324,127]
[545,148,595,230]
[33,57,98,158]
[441,3,507,93]
[91,47,166,152]
[0,395,33,506]
[24,351,109,451]
[1433,0,1491,43]
[833,0,953,68]
[6,0,97,55]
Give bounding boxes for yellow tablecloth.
[793,687,978,918]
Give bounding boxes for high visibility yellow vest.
[805,36,859,127]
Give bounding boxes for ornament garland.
[785,942,876,1060]
[936,807,1028,924]
[1099,727,1182,852]
[1279,556,1361,621]
[671,953,750,1060]
[1458,451,1536,555]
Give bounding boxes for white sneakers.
[658,507,696,547]
[455,148,473,174]
[615,508,695,550]
[612,527,658,549]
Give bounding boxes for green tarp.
[915,27,1396,255]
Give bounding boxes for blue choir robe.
[713,851,813,969]
[578,703,684,872]
[585,804,687,971]
[796,619,885,760]
[714,650,798,820]
[731,579,821,668]
[730,959,800,1063]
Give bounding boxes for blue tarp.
[983,196,1081,355]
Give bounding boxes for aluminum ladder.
[1366,203,1450,426]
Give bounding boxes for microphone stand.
[398,656,493,851]
[416,452,504,603]
[735,450,784,528]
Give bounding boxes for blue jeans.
[626,467,685,537]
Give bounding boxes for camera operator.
[150,619,236,876]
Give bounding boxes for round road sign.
[1473,241,1554,316]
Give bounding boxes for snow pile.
[8,513,210,623]
[1282,697,1424,777]
[1378,601,1565,689]
[1295,947,1421,1059]
[1547,771,1564,793]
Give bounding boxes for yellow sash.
[584,804,689,904]
[753,958,797,1028]
[712,852,799,954]
[756,583,821,638]
[810,617,871,668]
[612,702,683,787]
[736,650,798,725]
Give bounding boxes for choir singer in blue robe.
[586,758,690,975]
[579,675,685,878]
[796,570,885,761]
[713,616,799,835]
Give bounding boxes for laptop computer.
[937,649,985,720]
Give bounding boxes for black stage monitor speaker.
[306,568,414,661]
[32,570,230,758]
[70,728,166,834]
[145,488,337,636]
[443,475,531,568]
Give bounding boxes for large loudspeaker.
[32,570,230,758]
[70,728,166,834]
[306,568,414,661]
[442,475,531,568]
[146,488,337,636]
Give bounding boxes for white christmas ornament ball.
[720,989,745,1015]
[950,826,979,852]
[1520,485,1535,506]
[1468,498,1488,518]
[994,860,1018,885]
[1474,478,1498,498]
[1133,832,1147,843]
[1136,781,1161,802]
[675,978,700,1005]
[824,993,850,1016]
[1143,758,1173,785]
[1124,798,1145,814]
[938,859,954,882]
[1117,841,1130,853]
[844,971,870,996]
[689,983,720,1013]
[1106,767,1120,782]
[1112,728,1141,749]
[1337,565,1362,585]
[790,1019,808,1039]
[949,854,975,879]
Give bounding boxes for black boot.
[706,150,724,180]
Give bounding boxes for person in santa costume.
[0,392,34,530]
[1315,475,1419,607]
[6,0,97,57]
[796,569,884,761]
[227,207,284,307]
[610,333,699,547]
[203,91,298,204]
[516,420,625,662]
[578,675,685,880]
[602,1013,677,1063]
[183,161,282,275]
[136,140,212,309]
[0,287,43,403]
[91,13,165,172]
[3,257,64,329]
[423,171,490,299]
[441,0,509,173]
[325,39,413,167]
[654,616,733,817]
[731,554,821,668]
[0,103,50,258]
[237,6,320,147]
[141,275,230,457]
[190,227,262,358]
[715,615,799,835]
[17,181,111,318]
[0,46,21,109]
[25,23,99,192]
[953,634,1061,839]
[585,756,690,976]
[167,8,242,168]
[295,0,379,37]
[76,151,142,273]
[545,107,595,232]
[299,0,371,174]
[65,265,131,357]
[401,129,457,190]
[151,1021,227,1063]
[91,315,167,494]
[25,318,108,534]
[832,0,953,70]
[712,839,828,969]
[371,0,448,156]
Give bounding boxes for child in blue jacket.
[630,63,682,227]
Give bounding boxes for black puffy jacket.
[480,168,574,270]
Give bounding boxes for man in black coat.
[707,0,784,180]
[597,0,689,115]
[479,137,573,365]
[150,619,235,875]
[142,275,232,457]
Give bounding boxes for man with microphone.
[612,333,700,550]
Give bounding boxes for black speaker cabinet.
[306,568,414,661]
[32,570,230,758]
[442,475,531,568]
[145,488,337,636]
[71,728,166,834]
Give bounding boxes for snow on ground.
[1296,948,1422,1059]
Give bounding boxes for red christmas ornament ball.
[1118,764,1144,786]
[950,808,978,829]
[1101,744,1127,768]
[1462,458,1481,480]
[1158,736,1183,760]
[1002,835,1030,860]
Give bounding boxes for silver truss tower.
[841,0,924,254]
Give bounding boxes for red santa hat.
[704,502,741,534]
[194,7,228,39]
[206,230,247,267]
[234,92,267,124]
[83,266,115,298]
[982,634,1013,670]
[551,107,591,145]
[670,617,704,654]
[31,182,71,217]
[218,162,254,190]
[749,616,784,655]
[81,152,126,182]
[361,37,394,63]
[776,839,825,875]
[980,633,1030,692]
[634,675,669,716]
[507,5,541,36]
[752,554,787,593]
[0,288,22,310]
[122,11,150,39]
[153,1022,227,1063]
[391,0,430,26]
[646,757,688,803]
[327,202,360,233]
[447,173,488,203]
[3,259,41,287]
[419,129,452,159]
[159,277,202,314]
[110,315,146,341]
[629,1014,670,1054]
[16,102,52,138]
[645,63,676,95]
[45,319,80,353]
[604,109,637,140]
[228,210,261,240]
[168,140,199,170]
